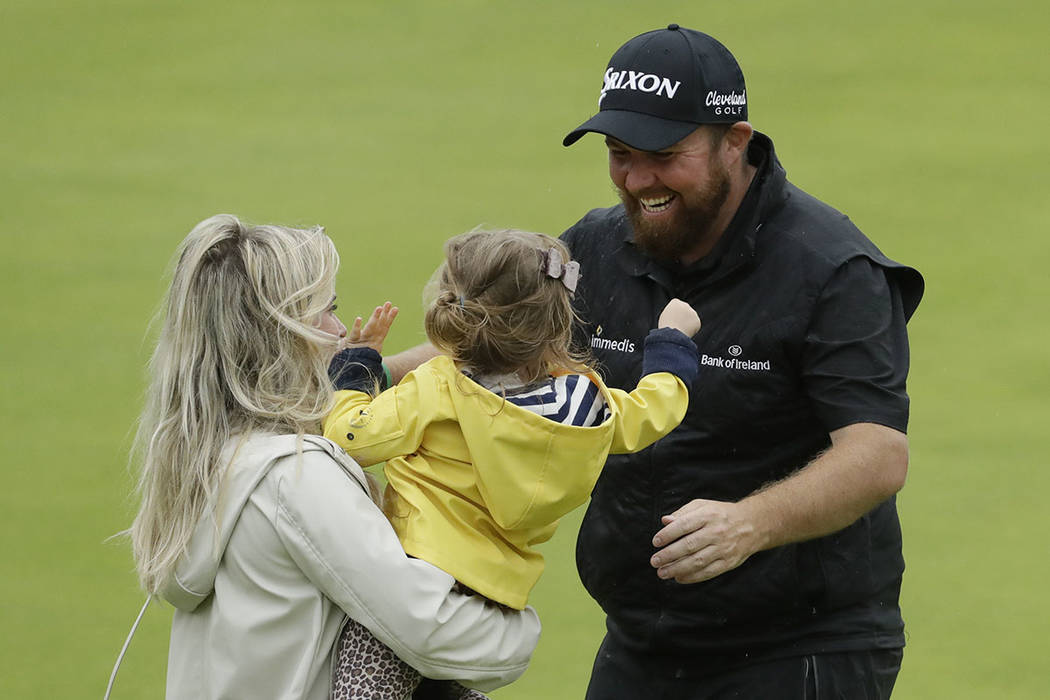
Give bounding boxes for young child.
[325,229,701,699]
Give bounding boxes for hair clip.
[541,248,581,294]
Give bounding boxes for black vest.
[562,132,923,657]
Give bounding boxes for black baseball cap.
[563,24,747,151]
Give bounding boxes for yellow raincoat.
[323,355,688,609]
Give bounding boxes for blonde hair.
[424,228,591,384]
[130,214,341,593]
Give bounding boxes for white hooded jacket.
[160,432,540,699]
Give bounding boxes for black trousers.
[585,636,903,700]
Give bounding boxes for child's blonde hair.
[425,228,592,384]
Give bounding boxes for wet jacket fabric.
[160,432,540,700]
[323,329,697,610]
[562,132,924,660]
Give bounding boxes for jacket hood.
[160,433,363,611]
[435,357,616,532]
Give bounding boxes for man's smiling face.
[606,127,731,263]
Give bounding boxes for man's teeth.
[640,195,674,212]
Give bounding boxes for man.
[561,25,924,699]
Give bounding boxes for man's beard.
[619,167,731,263]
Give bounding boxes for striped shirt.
[493,374,611,427]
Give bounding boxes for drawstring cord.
[103,594,152,699]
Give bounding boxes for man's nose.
[624,161,658,193]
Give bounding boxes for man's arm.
[649,421,908,583]
[383,342,442,383]
[650,257,914,584]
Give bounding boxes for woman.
[129,214,539,699]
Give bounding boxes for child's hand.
[658,298,701,337]
[346,302,399,353]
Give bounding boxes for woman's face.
[317,297,347,341]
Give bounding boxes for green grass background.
[2,0,1046,697]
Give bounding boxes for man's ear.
[723,121,754,161]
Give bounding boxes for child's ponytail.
[424,228,592,383]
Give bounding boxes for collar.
[465,369,530,394]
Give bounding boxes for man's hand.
[346,302,399,354]
[650,499,763,584]
[649,423,908,584]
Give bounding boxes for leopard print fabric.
[331,617,489,700]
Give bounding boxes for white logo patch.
[705,89,747,116]
[590,325,637,354]
[701,352,771,372]
[599,67,681,105]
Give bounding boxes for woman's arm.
[272,450,540,690]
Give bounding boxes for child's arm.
[606,299,700,453]
[347,302,399,354]
[324,368,443,466]
[323,302,435,465]
[328,302,400,393]
[472,303,698,531]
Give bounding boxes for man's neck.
[679,161,759,266]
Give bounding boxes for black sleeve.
[641,327,699,387]
[328,348,387,393]
[802,257,912,433]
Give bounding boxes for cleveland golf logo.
[706,89,747,116]
[599,67,681,105]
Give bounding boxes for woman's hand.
[346,302,399,353]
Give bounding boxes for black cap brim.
[562,109,701,151]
